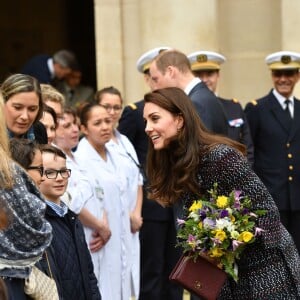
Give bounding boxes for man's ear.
[166,65,176,78]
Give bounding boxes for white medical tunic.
[106,130,143,298]
[75,137,132,300]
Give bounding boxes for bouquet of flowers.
[176,183,266,282]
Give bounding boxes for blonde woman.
[1,73,47,144]
[0,91,52,299]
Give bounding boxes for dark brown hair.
[40,144,66,160]
[144,87,246,206]
[79,101,100,127]
[94,86,123,104]
[9,138,40,169]
[0,278,8,300]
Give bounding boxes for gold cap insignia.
[197,54,208,63]
[281,55,291,64]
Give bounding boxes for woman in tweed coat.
[143,87,300,299]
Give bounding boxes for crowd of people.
[0,46,299,300]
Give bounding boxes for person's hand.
[130,211,143,233]
[89,231,105,252]
[97,211,111,244]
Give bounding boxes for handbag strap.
[44,251,53,279]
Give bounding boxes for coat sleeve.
[239,108,255,165]
[244,102,259,145]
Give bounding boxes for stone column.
[94,0,300,104]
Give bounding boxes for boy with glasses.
[245,51,300,253]
[39,144,101,300]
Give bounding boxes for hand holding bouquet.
[177,183,266,282]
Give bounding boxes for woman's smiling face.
[143,102,183,150]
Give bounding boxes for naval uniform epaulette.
[128,103,137,110]
[250,99,258,106]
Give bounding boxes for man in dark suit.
[149,49,228,136]
[245,51,300,252]
[118,47,184,300]
[21,49,78,84]
[188,50,254,163]
[55,67,94,109]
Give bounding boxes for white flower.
[216,217,235,232]
[226,207,233,215]
[189,211,199,222]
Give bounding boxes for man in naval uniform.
[188,50,254,164]
[245,51,300,253]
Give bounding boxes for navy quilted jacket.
[42,206,101,300]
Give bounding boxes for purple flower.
[254,227,265,236]
[241,208,249,215]
[220,210,229,218]
[187,234,196,243]
[233,190,241,209]
[232,240,243,251]
[234,190,242,200]
[177,218,186,226]
[249,212,258,218]
[199,210,207,220]
[203,218,216,229]
[211,237,222,245]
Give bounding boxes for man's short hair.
[40,144,66,160]
[53,49,78,69]
[154,49,191,74]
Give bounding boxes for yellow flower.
[214,229,227,242]
[189,200,202,212]
[230,215,235,222]
[216,196,229,208]
[209,247,224,258]
[198,222,203,229]
[238,231,254,243]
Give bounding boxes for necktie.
[69,89,75,102]
[284,99,292,120]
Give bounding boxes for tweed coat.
[175,144,300,299]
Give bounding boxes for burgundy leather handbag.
[169,253,227,300]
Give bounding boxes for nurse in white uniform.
[75,102,137,300]
[95,87,143,299]
[54,107,111,293]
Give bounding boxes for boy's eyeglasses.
[44,169,71,179]
[27,166,44,177]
